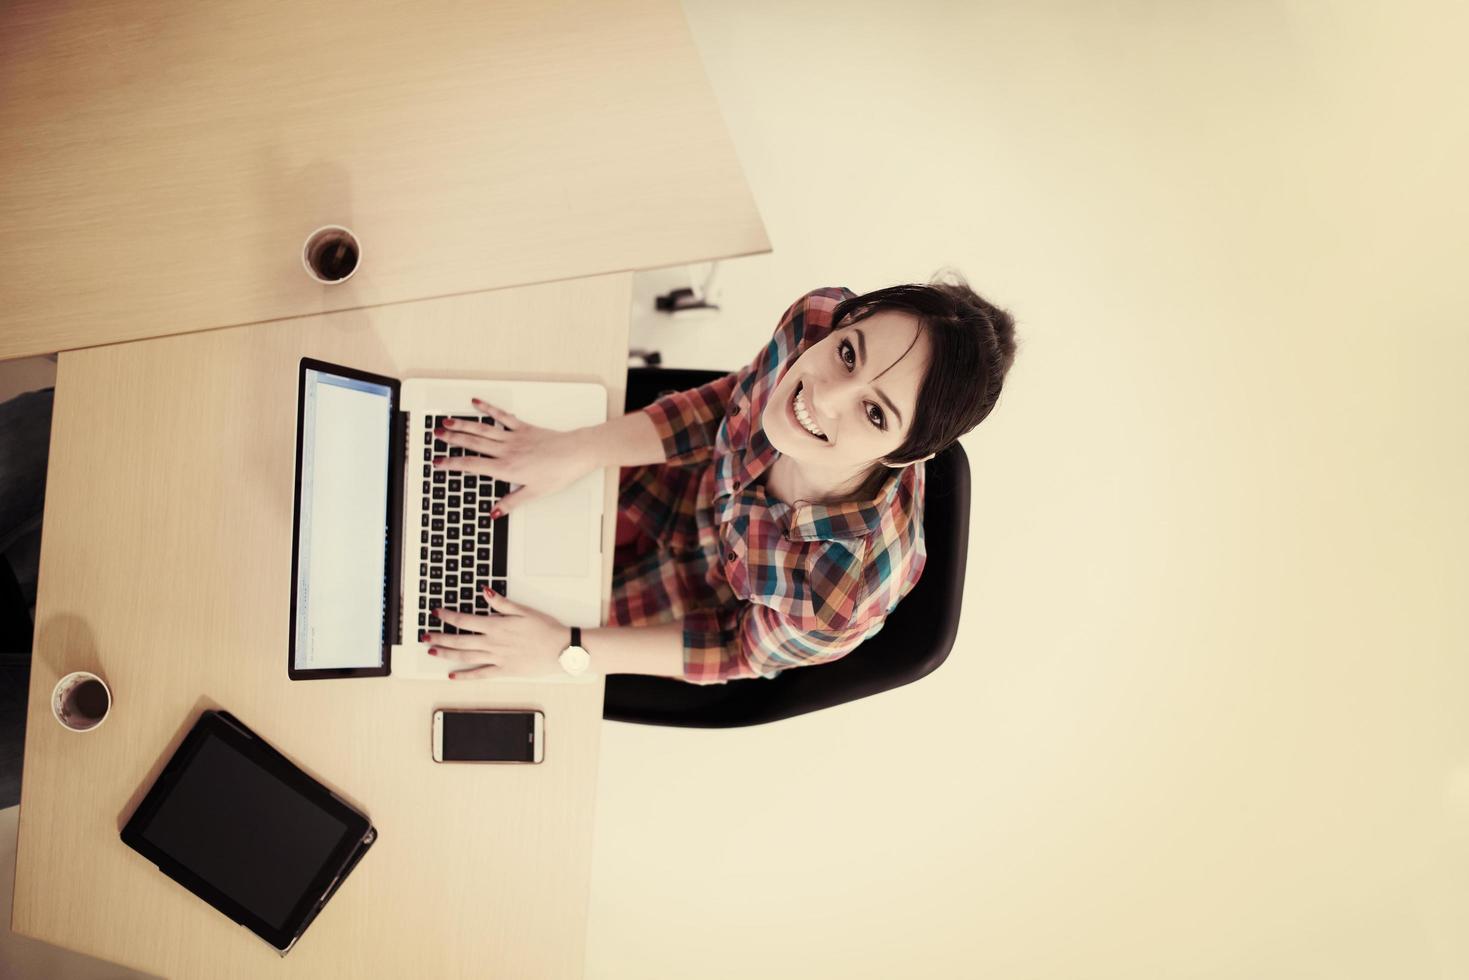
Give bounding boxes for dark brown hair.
[831,269,1019,467]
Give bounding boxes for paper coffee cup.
[52,671,112,733]
[302,225,362,284]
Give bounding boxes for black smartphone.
[432,709,544,764]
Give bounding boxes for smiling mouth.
[791,382,828,442]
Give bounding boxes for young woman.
[421,274,1017,683]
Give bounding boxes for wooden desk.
[0,0,769,360]
[11,274,631,978]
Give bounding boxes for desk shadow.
[31,612,103,684]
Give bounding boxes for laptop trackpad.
[522,487,589,578]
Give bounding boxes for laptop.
[289,357,606,681]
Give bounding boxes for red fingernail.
[428,648,437,656]
[490,508,503,520]
[443,419,454,427]
[419,632,429,642]
[434,427,446,436]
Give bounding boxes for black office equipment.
[121,710,376,954]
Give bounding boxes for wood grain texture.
[0,0,769,360]
[11,274,632,979]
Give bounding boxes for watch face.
[560,646,591,674]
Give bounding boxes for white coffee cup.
[301,225,362,284]
[52,671,112,733]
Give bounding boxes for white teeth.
[793,383,826,439]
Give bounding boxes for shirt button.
[731,405,740,415]
[733,481,741,491]
[726,551,737,563]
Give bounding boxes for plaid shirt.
[609,287,927,684]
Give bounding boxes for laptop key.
[477,531,490,546]
[420,530,429,544]
[418,612,427,627]
[431,518,443,531]
[447,541,459,557]
[460,570,473,585]
[459,585,473,601]
[477,547,490,562]
[433,470,446,485]
[432,486,445,500]
[495,480,510,497]
[419,595,427,609]
[493,515,508,577]
[430,550,443,563]
[448,478,460,492]
[478,515,491,529]
[447,508,460,523]
[447,494,460,508]
[432,502,444,516]
[476,563,489,578]
[421,513,429,527]
[474,594,489,611]
[491,578,507,598]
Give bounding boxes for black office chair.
[603,367,971,728]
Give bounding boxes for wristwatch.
[558,627,591,676]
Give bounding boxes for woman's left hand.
[421,588,568,680]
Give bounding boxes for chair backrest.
[603,367,971,728]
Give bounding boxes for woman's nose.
[809,374,855,420]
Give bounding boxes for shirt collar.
[780,462,908,542]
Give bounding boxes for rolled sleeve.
[641,372,739,468]
[679,600,880,685]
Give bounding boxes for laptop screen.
[294,368,394,671]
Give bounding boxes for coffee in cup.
[52,671,112,733]
[302,225,361,284]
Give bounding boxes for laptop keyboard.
[417,414,510,635]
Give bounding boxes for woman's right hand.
[433,398,597,517]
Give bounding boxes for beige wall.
[592,2,1469,978]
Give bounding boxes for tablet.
[121,710,377,954]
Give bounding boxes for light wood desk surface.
[0,0,769,360]
[11,274,632,979]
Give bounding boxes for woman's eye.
[838,339,856,371]
[866,403,886,430]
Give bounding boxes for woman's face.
[762,309,932,473]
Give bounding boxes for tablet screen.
[133,730,352,931]
[293,367,395,672]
